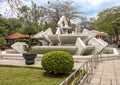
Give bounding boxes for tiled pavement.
[88,59,120,85]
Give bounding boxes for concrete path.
[88,59,120,85]
[0,58,42,67]
[0,57,83,70]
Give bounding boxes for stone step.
[1,56,41,61]
[100,56,119,61]
[1,55,88,63]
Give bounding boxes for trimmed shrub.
[41,51,74,74]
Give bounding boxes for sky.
[0,0,120,19]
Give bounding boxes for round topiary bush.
[41,51,74,74]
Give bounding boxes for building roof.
[5,32,34,39]
[91,30,108,36]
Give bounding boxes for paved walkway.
[88,59,120,85]
[0,58,83,70]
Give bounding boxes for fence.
[59,53,100,85]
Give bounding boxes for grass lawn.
[0,65,68,85]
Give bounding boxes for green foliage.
[23,23,37,34]
[17,38,31,53]
[72,70,86,85]
[95,6,120,41]
[18,1,46,29]
[7,18,23,34]
[17,38,38,46]
[0,37,7,46]
[0,16,9,36]
[17,36,39,54]
[46,22,57,33]
[0,16,23,35]
[0,0,84,37]
[41,51,74,74]
[0,26,8,36]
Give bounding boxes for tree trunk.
[114,27,119,45]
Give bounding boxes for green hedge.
[41,51,74,74]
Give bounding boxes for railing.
[117,48,120,58]
[59,53,100,85]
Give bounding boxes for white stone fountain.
[1,15,119,61]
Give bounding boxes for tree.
[0,15,24,35]
[45,0,83,24]
[5,0,83,33]
[0,26,8,36]
[111,17,120,43]
[95,6,120,43]
[7,0,24,12]
[17,1,46,33]
[7,18,23,34]
[0,37,7,50]
[0,16,9,36]
[23,23,36,34]
[18,5,30,23]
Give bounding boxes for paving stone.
[93,75,101,79]
[94,72,102,77]
[87,83,97,85]
[115,72,120,76]
[116,78,120,85]
[103,69,114,73]
[95,68,103,72]
[87,59,120,85]
[115,68,120,71]
[100,78,116,85]
[89,78,101,84]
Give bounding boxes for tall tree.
[17,1,46,33]
[5,0,83,32]
[7,0,24,10]
[0,16,9,36]
[7,18,23,34]
[95,6,120,43]
[0,16,23,35]
[45,0,83,24]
